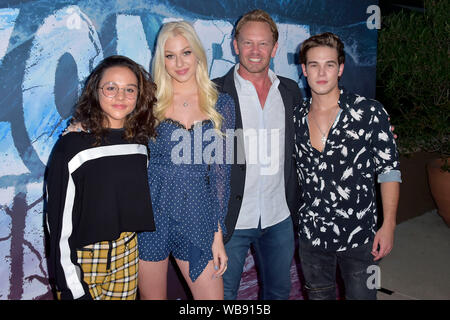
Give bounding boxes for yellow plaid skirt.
[76,232,138,300]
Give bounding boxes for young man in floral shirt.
[293,32,401,300]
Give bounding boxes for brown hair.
[234,9,278,43]
[299,32,345,65]
[71,55,157,145]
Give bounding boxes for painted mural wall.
[0,0,378,299]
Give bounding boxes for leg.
[298,240,337,300]
[175,259,224,300]
[77,247,106,300]
[102,233,139,300]
[137,215,172,300]
[253,217,295,300]
[223,228,258,300]
[138,258,169,300]
[337,242,378,300]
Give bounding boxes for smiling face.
[233,21,278,78]
[98,66,138,128]
[164,34,198,85]
[301,45,344,97]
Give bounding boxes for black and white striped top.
[46,129,155,299]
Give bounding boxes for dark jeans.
[223,216,295,300]
[298,240,379,300]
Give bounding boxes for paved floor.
[378,210,450,300]
[169,210,450,300]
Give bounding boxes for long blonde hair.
[152,21,222,131]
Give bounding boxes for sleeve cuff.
[378,169,402,183]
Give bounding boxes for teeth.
[249,58,261,62]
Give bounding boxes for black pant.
[298,240,379,300]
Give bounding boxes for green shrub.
[376,0,449,166]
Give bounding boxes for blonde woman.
[137,21,235,299]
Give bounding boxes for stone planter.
[396,152,436,223]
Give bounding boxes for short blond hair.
[234,9,278,44]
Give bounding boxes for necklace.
[310,105,339,146]
[183,101,189,107]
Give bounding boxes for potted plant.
[376,0,449,226]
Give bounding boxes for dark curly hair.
[71,55,157,145]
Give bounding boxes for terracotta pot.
[427,158,450,227]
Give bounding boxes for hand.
[63,122,85,136]
[211,230,228,277]
[371,223,395,261]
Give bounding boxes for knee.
[304,283,337,300]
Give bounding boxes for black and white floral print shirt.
[293,88,401,252]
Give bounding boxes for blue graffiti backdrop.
[0,0,378,299]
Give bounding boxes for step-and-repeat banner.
[0,0,378,299]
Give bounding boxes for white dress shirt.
[234,65,291,230]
